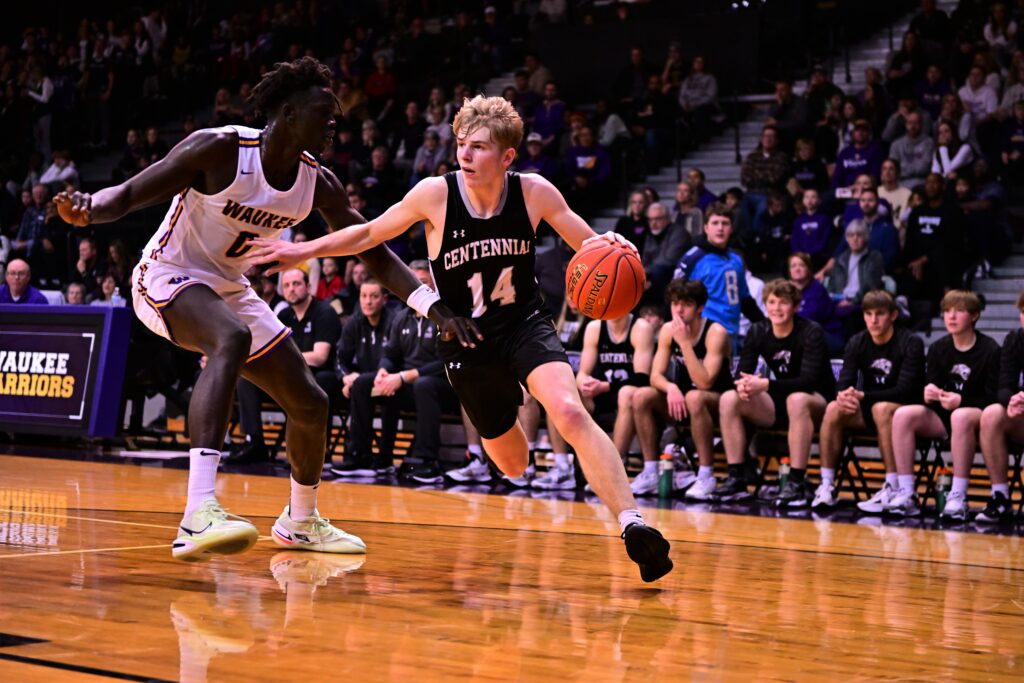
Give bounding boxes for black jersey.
[925,332,1000,408]
[671,318,734,394]
[998,328,1024,407]
[740,317,836,399]
[431,171,544,334]
[837,327,925,408]
[593,316,636,385]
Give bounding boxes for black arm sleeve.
[998,331,1023,407]
[865,334,925,405]
[770,323,826,394]
[925,341,944,389]
[741,296,766,324]
[336,318,359,376]
[836,335,860,392]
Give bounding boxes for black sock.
[728,463,745,481]
[790,467,805,483]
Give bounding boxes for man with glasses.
[0,258,48,304]
[640,201,690,305]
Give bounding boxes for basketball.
[565,240,645,320]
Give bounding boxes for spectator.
[765,79,808,149]
[516,132,559,182]
[594,98,630,149]
[364,55,397,121]
[859,82,889,137]
[631,73,676,172]
[939,92,975,148]
[90,274,125,306]
[788,138,829,194]
[883,93,934,142]
[479,5,509,75]
[677,54,719,143]
[823,187,900,276]
[38,150,78,194]
[337,260,369,318]
[11,184,51,275]
[887,290,1000,518]
[687,168,717,211]
[901,173,967,312]
[660,41,685,95]
[1001,99,1024,183]
[230,269,342,464]
[916,64,952,122]
[316,257,344,301]
[348,262,458,483]
[889,111,934,186]
[116,129,146,181]
[787,252,844,354]
[983,2,1017,65]
[826,221,885,317]
[24,64,53,161]
[833,119,884,192]
[958,66,999,155]
[716,278,835,504]
[613,46,655,107]
[998,63,1024,120]
[359,146,401,214]
[0,258,47,304]
[532,81,566,152]
[411,130,445,185]
[106,238,136,292]
[956,170,1009,279]
[393,101,427,170]
[143,126,168,165]
[70,235,105,299]
[748,191,792,275]
[885,31,926,100]
[641,201,690,302]
[790,187,833,269]
[615,191,650,252]
[564,125,611,219]
[931,119,974,179]
[671,181,704,240]
[65,281,86,305]
[83,37,113,149]
[740,125,790,228]
[878,159,913,231]
[511,70,541,120]
[524,52,554,95]
[804,65,845,128]
[909,0,952,49]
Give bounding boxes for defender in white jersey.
[55,58,478,563]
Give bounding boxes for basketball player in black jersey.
[55,58,477,561]
[633,279,732,500]
[251,95,673,582]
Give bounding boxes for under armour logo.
[449,362,461,369]
[454,229,466,238]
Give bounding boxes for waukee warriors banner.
[0,306,130,437]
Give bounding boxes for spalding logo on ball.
[565,241,645,320]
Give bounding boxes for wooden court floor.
[0,454,1022,681]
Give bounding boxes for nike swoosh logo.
[276,529,293,541]
[179,522,213,536]
[241,170,254,175]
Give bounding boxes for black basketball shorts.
[437,310,569,439]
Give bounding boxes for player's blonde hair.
[452,95,524,151]
[941,289,982,316]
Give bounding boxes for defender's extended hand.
[54,192,93,227]
[248,237,310,275]
[429,302,483,348]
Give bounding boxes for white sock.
[527,441,536,452]
[183,448,220,520]
[698,465,714,480]
[643,460,658,475]
[898,474,915,493]
[467,444,483,458]
[820,467,835,484]
[993,483,1010,497]
[885,472,899,489]
[289,478,319,520]
[618,508,644,533]
[554,452,570,470]
[951,476,969,496]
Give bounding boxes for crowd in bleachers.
[3,1,1024,522]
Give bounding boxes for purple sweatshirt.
[790,212,832,258]
[832,141,884,189]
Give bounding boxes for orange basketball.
[565,241,645,320]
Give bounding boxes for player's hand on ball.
[248,237,310,275]
[580,231,638,257]
[54,191,92,227]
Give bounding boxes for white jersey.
[139,124,318,285]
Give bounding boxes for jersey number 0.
[466,266,516,318]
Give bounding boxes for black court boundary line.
[44,505,1024,576]
[0,652,174,682]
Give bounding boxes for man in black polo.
[229,268,341,464]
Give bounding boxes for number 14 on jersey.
[467,266,515,318]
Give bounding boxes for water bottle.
[778,457,790,489]
[936,467,950,513]
[658,452,674,499]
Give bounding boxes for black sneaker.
[331,456,375,477]
[975,492,1012,524]
[713,475,752,502]
[373,454,396,476]
[408,460,444,484]
[226,442,272,464]
[774,479,809,508]
[622,523,673,583]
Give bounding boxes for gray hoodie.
[889,134,935,182]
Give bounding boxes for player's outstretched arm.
[521,174,637,254]
[53,130,230,226]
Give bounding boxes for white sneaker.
[271,506,367,553]
[270,551,365,593]
[940,490,969,521]
[504,464,535,488]
[811,480,837,509]
[857,482,896,514]
[445,456,493,483]
[673,463,697,491]
[883,488,920,517]
[630,470,660,496]
[531,465,576,490]
[173,499,260,562]
[685,476,717,501]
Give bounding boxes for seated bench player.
[812,290,925,510]
[632,279,733,499]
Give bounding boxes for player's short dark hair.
[705,202,732,223]
[763,278,801,306]
[861,290,897,313]
[665,278,708,307]
[249,56,334,116]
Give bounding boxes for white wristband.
[407,284,441,317]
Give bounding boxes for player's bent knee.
[981,403,1007,428]
[212,324,252,360]
[549,400,593,438]
[632,386,659,409]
